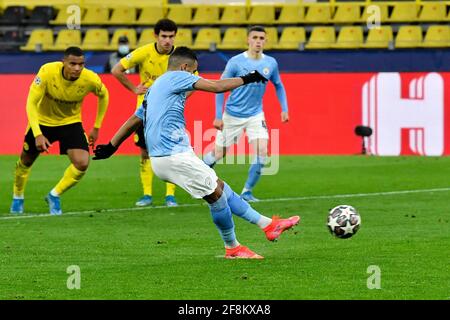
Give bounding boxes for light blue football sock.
[207,192,238,247]
[244,156,266,191]
[223,182,261,224]
[203,151,216,168]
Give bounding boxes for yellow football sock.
[53,164,86,196]
[13,159,32,198]
[166,182,176,197]
[140,158,153,196]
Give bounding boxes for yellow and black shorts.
[24,122,89,155]
[134,123,147,150]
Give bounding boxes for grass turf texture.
[0,155,449,299]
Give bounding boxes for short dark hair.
[64,46,84,57]
[248,25,266,35]
[154,18,178,35]
[168,46,197,68]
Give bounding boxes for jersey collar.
[243,51,265,60]
[154,42,175,55]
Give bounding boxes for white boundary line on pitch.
[1,186,450,221]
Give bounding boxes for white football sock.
[257,216,272,229]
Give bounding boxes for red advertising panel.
[1,73,449,155]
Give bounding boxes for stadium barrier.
[1,50,450,73]
[1,72,449,156]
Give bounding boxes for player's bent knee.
[71,159,89,171]
[216,179,224,191]
[74,163,89,171]
[140,148,149,159]
[20,152,38,167]
[204,182,224,204]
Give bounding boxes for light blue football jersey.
[215,52,288,119]
[135,71,200,157]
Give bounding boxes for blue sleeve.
[270,61,288,113]
[215,60,237,120]
[173,72,201,93]
[135,105,145,120]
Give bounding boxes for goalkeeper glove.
[240,70,268,85]
[93,142,118,160]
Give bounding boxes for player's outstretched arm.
[93,115,142,160]
[194,70,268,93]
[110,114,142,147]
[89,80,110,146]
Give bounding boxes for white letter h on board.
[362,73,444,156]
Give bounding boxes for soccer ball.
[327,205,361,239]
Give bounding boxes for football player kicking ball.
[93,47,299,259]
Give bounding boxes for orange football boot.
[263,215,300,241]
[225,245,264,259]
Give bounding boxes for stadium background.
[0,0,449,302]
[0,0,449,156]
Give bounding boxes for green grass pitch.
[0,155,449,300]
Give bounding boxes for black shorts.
[134,123,147,149]
[23,122,89,155]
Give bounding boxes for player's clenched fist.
[92,142,118,160]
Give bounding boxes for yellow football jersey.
[120,42,175,108]
[26,62,108,137]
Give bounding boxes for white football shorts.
[151,150,218,199]
[215,111,269,147]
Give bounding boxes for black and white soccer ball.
[327,205,361,239]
